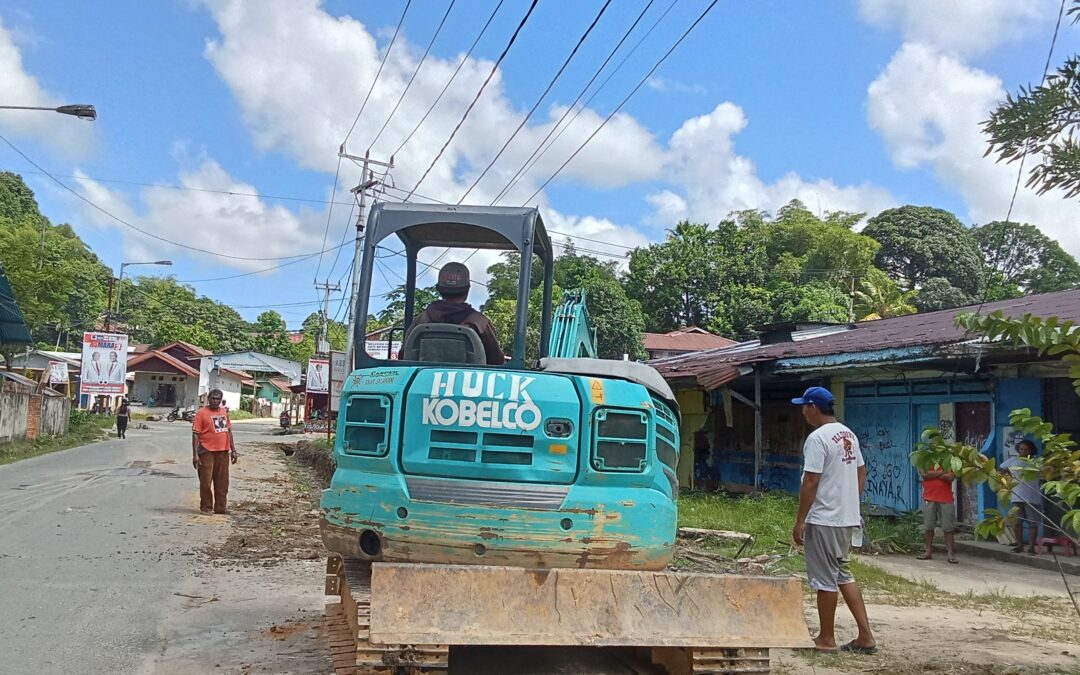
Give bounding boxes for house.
[255,377,296,417]
[126,349,200,409]
[651,290,1080,526]
[643,327,736,360]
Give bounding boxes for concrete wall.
[0,391,30,443]
[39,396,69,437]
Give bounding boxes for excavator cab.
[352,203,555,370]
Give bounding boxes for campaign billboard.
[364,340,402,360]
[47,361,69,384]
[306,357,329,394]
[80,332,128,396]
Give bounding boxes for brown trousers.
[197,451,230,513]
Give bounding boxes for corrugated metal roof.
[643,327,738,352]
[650,289,1080,389]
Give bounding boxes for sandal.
[947,557,959,564]
[915,553,932,560]
[840,641,879,655]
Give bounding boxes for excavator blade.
[369,563,812,649]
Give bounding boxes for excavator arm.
[547,289,597,359]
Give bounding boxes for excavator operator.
[406,262,504,365]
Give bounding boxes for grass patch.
[229,409,256,421]
[0,418,107,465]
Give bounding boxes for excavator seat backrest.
[402,323,485,365]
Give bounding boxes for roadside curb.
[954,540,1080,576]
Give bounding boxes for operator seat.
[402,323,486,365]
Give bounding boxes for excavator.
[319,203,810,674]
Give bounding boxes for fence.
[0,391,70,443]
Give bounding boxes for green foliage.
[863,206,983,296]
[378,285,440,327]
[915,277,975,312]
[972,221,1080,297]
[983,49,1080,198]
[119,276,252,352]
[854,268,917,320]
[252,310,294,360]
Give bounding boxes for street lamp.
[0,104,97,121]
[112,260,173,330]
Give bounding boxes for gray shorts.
[923,500,956,533]
[1012,501,1040,526]
[804,523,855,592]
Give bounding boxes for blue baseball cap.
[791,386,834,407]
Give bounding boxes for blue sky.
[0,0,1075,328]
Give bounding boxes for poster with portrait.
[48,361,70,384]
[306,358,329,394]
[80,332,128,396]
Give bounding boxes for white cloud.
[867,42,1080,257]
[857,0,1047,57]
[646,77,706,95]
[70,157,325,271]
[647,103,896,226]
[0,16,96,154]
[200,0,662,209]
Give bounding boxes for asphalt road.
[0,419,326,675]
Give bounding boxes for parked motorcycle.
[279,411,291,430]
[167,406,197,423]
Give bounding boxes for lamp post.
[0,104,97,121]
[112,260,173,330]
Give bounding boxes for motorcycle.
[167,406,197,423]
[279,412,291,430]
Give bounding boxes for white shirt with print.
[803,421,865,527]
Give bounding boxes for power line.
[406,0,540,200]
[2,168,355,206]
[493,0,675,204]
[314,154,344,282]
[368,0,456,152]
[391,0,506,159]
[522,0,719,206]
[343,0,412,146]
[175,241,352,283]
[457,0,612,204]
[0,134,326,262]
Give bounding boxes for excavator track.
[325,556,449,675]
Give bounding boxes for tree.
[853,269,917,321]
[972,221,1080,298]
[251,310,293,359]
[377,285,440,327]
[553,246,645,360]
[862,206,984,296]
[914,277,974,312]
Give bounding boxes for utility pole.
[313,280,341,354]
[339,147,393,369]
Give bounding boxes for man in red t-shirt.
[192,389,237,514]
[917,465,957,563]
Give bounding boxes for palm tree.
[854,269,917,321]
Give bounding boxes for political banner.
[80,332,128,396]
[306,358,329,394]
[47,361,69,384]
[364,340,402,360]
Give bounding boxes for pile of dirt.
[292,440,336,487]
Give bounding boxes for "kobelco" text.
[421,371,541,431]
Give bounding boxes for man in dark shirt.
[408,262,504,365]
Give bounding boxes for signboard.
[365,340,402,360]
[80,332,128,396]
[47,361,69,384]
[306,358,329,394]
[329,351,348,412]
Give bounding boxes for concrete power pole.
[340,147,393,369]
[313,280,341,354]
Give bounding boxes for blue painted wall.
[981,378,1043,516]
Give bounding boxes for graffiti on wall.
[858,425,910,509]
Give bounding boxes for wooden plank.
[677,527,753,542]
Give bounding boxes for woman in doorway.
[116,399,130,439]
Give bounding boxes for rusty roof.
[643,327,737,353]
[650,289,1080,390]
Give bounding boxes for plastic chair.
[1037,536,1077,557]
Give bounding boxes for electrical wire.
[391,0,506,159]
[1,168,356,206]
[343,0,412,146]
[175,241,352,283]
[0,134,326,262]
[368,0,456,151]
[314,154,344,282]
[457,0,612,204]
[406,0,540,199]
[522,0,719,206]
[493,0,676,204]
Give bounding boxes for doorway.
[955,402,991,525]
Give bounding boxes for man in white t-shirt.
[791,386,877,655]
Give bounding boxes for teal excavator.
[318,202,810,674]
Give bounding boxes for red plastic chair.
[1037,536,1077,557]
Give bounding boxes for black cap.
[437,262,471,294]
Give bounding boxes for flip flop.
[915,553,932,560]
[840,641,879,655]
[948,557,959,564]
